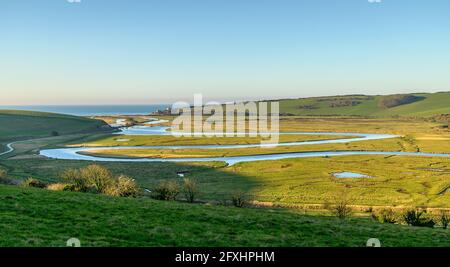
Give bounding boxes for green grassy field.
[0,110,110,153]
[1,184,448,247]
[3,155,450,208]
[277,92,450,117]
[2,110,450,247]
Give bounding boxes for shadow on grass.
[0,157,262,203]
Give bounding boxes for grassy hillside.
[0,184,448,247]
[376,92,450,117]
[0,110,110,151]
[278,92,450,117]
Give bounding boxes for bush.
[333,202,352,220]
[436,211,450,229]
[182,178,199,203]
[402,208,435,228]
[152,180,180,201]
[60,165,141,197]
[61,168,90,192]
[105,175,140,197]
[231,190,248,208]
[22,178,47,188]
[0,169,7,179]
[329,191,352,219]
[79,165,113,193]
[372,208,398,224]
[47,183,75,191]
[0,169,15,185]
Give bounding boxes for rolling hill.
[0,184,448,247]
[0,110,110,152]
[277,91,450,117]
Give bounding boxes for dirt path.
[0,142,16,157]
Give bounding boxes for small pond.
[333,172,372,178]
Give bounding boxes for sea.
[0,105,170,116]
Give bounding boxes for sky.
[1,0,450,105]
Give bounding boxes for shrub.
[372,208,398,224]
[329,191,352,219]
[333,202,352,220]
[51,131,59,136]
[105,175,140,197]
[80,165,113,193]
[0,169,15,185]
[47,183,74,191]
[402,208,435,228]
[182,178,199,203]
[0,168,7,179]
[231,190,248,208]
[152,180,180,201]
[61,168,90,192]
[22,178,47,188]
[60,165,140,197]
[436,211,450,229]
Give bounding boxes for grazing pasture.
[1,110,450,247]
[0,110,110,153]
[0,185,448,247]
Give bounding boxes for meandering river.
[38,125,450,165]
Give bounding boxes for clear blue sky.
[1,0,449,105]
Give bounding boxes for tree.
[402,208,435,228]
[437,211,450,229]
[329,190,353,219]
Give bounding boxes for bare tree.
[329,190,353,219]
[182,178,199,203]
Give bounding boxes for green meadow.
[277,92,450,117]
[3,155,450,208]
[1,184,449,247]
[0,110,109,153]
[1,95,450,247]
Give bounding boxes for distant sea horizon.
[0,105,170,116]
